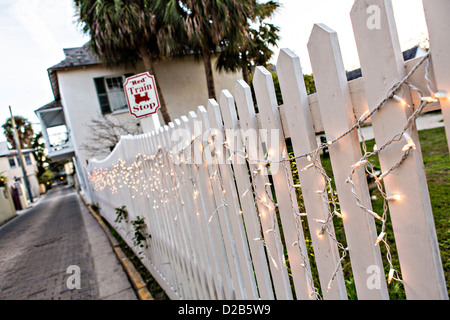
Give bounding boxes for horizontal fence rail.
[87,0,448,300]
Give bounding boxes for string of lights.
[87,51,447,299]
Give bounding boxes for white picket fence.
[87,0,449,300]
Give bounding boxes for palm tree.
[2,116,35,149]
[157,0,255,100]
[216,0,280,84]
[75,0,175,124]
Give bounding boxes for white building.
[0,141,40,200]
[35,44,241,202]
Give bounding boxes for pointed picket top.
[276,48,316,150]
[351,0,447,299]
[350,0,405,104]
[234,80,260,133]
[219,90,239,130]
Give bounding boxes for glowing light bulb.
[301,163,315,172]
[420,96,438,103]
[388,269,395,284]
[434,90,448,100]
[351,160,368,169]
[334,211,343,219]
[367,209,384,222]
[327,280,332,292]
[359,110,370,122]
[402,132,416,152]
[242,189,250,198]
[393,94,407,106]
[375,232,386,246]
[386,194,401,201]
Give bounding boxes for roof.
[34,100,63,114]
[0,149,35,158]
[346,46,426,81]
[49,44,100,70]
[46,44,100,101]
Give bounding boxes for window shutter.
[94,77,111,114]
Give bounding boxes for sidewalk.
[0,186,136,300]
[77,195,137,300]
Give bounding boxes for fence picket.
[422,0,450,151]
[149,130,182,295]
[176,117,220,299]
[253,66,347,300]
[188,110,235,299]
[351,0,447,299]
[196,106,247,299]
[307,23,389,300]
[207,99,260,300]
[160,125,196,299]
[167,121,205,300]
[234,80,293,300]
[276,47,348,300]
[219,90,275,300]
[140,133,165,282]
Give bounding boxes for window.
[94,74,134,114]
[8,157,16,168]
[24,154,32,166]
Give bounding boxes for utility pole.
[9,106,33,203]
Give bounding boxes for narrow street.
[0,186,136,300]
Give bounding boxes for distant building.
[346,46,428,81]
[35,44,241,202]
[0,141,40,200]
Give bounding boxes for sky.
[0,0,429,143]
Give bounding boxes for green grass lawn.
[317,126,449,299]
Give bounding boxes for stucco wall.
[57,54,242,164]
[153,55,242,120]
[0,155,40,199]
[0,187,16,225]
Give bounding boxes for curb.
[79,193,154,301]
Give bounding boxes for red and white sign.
[124,72,161,119]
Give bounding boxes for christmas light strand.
[87,51,446,299]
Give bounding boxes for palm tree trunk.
[138,43,171,124]
[242,51,250,84]
[201,46,217,100]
